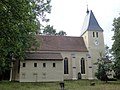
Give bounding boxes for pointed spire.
[81,10,103,36]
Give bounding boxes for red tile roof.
[36,35,88,52]
[25,52,63,60]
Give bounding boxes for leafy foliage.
[57,30,67,36]
[112,16,120,79]
[95,51,113,82]
[43,25,56,35]
[95,59,108,82]
[0,0,51,80]
[42,25,67,36]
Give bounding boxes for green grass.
[0,80,120,90]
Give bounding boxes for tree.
[95,51,113,83]
[104,45,113,61]
[0,0,51,80]
[57,30,67,36]
[43,25,57,35]
[95,58,113,83]
[112,16,120,79]
[42,25,67,36]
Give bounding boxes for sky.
[48,0,120,49]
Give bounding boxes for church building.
[11,10,105,82]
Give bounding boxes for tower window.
[64,57,69,74]
[53,63,56,67]
[93,32,95,37]
[81,58,85,74]
[96,32,98,37]
[23,63,26,67]
[34,63,37,67]
[43,63,46,68]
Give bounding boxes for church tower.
[81,10,105,79]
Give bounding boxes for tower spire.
[81,10,103,36]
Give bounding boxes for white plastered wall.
[20,60,63,82]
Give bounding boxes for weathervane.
[86,4,89,14]
[86,0,89,14]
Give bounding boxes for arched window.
[96,32,98,37]
[81,58,85,74]
[93,32,95,37]
[64,57,69,74]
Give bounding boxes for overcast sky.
[48,0,120,48]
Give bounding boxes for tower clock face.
[94,40,99,45]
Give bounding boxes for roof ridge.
[37,35,82,38]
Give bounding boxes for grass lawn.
[0,80,120,90]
